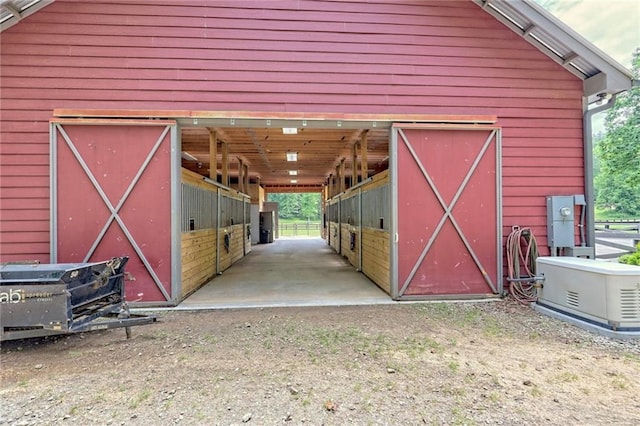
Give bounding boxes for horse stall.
[180,169,250,300]
[327,170,391,295]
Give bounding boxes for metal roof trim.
[0,0,54,32]
[473,0,634,101]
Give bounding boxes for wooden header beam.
[53,109,498,125]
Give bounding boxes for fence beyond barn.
[279,222,322,237]
[594,220,640,260]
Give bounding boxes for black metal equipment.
[0,257,156,341]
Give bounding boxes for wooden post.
[335,164,340,195]
[208,129,217,181]
[244,163,250,194]
[351,143,358,187]
[238,158,244,193]
[340,158,346,193]
[360,131,368,181]
[221,141,229,186]
[328,173,333,198]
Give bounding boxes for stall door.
[51,119,178,304]
[391,124,502,298]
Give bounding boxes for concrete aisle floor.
[177,237,394,310]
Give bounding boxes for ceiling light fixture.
[288,170,298,175]
[290,179,297,184]
[283,127,298,134]
[286,152,297,162]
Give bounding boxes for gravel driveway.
[1,299,639,425]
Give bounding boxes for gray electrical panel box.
[546,195,575,248]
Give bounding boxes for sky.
[534,0,639,70]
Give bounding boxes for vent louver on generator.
[535,257,640,335]
[620,287,640,320]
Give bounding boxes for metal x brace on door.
[397,128,498,296]
[55,123,172,301]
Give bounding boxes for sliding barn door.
[391,124,502,299]
[51,119,179,304]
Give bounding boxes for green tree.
[594,48,640,217]
[299,193,321,220]
[267,193,321,221]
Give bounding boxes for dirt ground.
[1,299,639,426]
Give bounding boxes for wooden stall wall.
[218,188,249,272]
[181,169,250,298]
[360,171,390,294]
[326,171,390,293]
[327,199,340,253]
[339,191,360,270]
[182,229,216,297]
[218,225,246,271]
[181,169,217,298]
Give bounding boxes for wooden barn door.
[391,124,502,299]
[51,119,179,304]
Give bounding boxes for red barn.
[0,0,634,305]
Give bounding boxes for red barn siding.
[0,0,584,261]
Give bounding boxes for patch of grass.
[307,352,319,364]
[611,377,628,390]
[528,331,542,340]
[284,323,297,336]
[202,333,218,344]
[594,207,636,221]
[555,372,579,383]
[415,303,507,337]
[448,361,460,374]
[362,399,375,413]
[463,372,476,384]
[441,384,466,397]
[129,389,151,409]
[490,375,502,387]
[69,406,78,415]
[529,386,543,397]
[396,336,444,358]
[487,391,501,403]
[451,405,475,425]
[18,380,28,387]
[416,302,456,321]
[306,326,366,355]
[622,352,640,364]
[300,326,404,362]
[482,317,504,337]
[140,330,169,340]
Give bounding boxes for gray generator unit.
[535,256,640,336]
